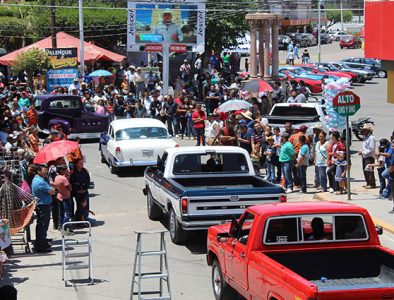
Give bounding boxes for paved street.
[2,42,394,300]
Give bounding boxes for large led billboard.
[127,0,205,52]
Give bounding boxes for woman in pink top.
[54,165,73,232]
[95,99,106,115]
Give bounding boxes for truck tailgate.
[318,287,394,300]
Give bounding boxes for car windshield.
[173,153,249,175]
[264,214,368,245]
[49,98,81,109]
[115,127,168,140]
[271,106,319,117]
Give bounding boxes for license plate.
[142,150,154,158]
[86,133,97,138]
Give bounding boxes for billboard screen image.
[128,1,205,52]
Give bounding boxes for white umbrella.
[217,99,252,112]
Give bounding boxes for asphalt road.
[4,43,394,299]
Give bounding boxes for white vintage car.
[99,118,178,174]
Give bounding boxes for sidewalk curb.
[313,193,394,235]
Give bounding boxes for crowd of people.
[0,49,394,260]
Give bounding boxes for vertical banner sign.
[127,0,206,53]
[45,48,78,92]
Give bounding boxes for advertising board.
[45,48,78,92]
[127,0,205,52]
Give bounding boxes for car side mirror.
[157,155,164,171]
[217,232,231,242]
[376,225,383,236]
[229,216,240,236]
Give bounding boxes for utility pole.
[50,0,57,48]
[340,0,344,31]
[79,0,85,76]
[318,0,322,63]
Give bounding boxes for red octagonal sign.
[333,91,361,116]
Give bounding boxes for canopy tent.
[0,31,126,66]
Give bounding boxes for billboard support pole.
[163,44,170,95]
[79,0,85,76]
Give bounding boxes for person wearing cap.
[205,85,220,114]
[358,123,376,189]
[192,104,206,146]
[179,60,191,83]
[68,78,80,94]
[295,87,306,103]
[237,120,254,154]
[310,124,324,188]
[295,135,310,193]
[133,67,146,99]
[153,10,182,43]
[279,132,295,193]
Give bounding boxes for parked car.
[319,32,332,44]
[341,57,387,78]
[99,118,178,174]
[287,33,308,47]
[340,35,362,49]
[143,146,286,244]
[35,95,109,139]
[207,201,392,300]
[278,35,291,50]
[319,62,375,83]
[301,33,317,47]
[329,30,349,41]
[297,63,355,82]
[331,62,376,82]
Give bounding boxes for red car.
[280,69,323,93]
[340,36,362,49]
[297,63,356,82]
[207,202,394,300]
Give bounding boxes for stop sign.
[333,91,361,116]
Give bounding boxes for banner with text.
[45,48,78,92]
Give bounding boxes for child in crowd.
[185,105,195,140]
[263,136,277,182]
[335,151,348,195]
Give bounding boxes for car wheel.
[336,37,340,41]
[109,164,118,175]
[212,260,237,300]
[358,76,366,83]
[169,208,186,245]
[340,46,343,49]
[378,70,387,78]
[147,189,163,221]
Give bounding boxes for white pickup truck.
[266,103,328,135]
[143,146,286,244]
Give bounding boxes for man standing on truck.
[279,132,295,193]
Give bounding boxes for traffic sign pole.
[346,116,351,200]
[332,90,361,201]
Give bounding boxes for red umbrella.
[242,79,273,94]
[33,140,80,164]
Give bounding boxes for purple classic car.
[34,95,109,139]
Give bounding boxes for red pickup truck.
[207,202,394,300]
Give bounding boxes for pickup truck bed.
[267,248,394,291]
[173,176,274,190]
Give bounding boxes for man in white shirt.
[68,78,80,94]
[359,124,376,189]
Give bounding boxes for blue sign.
[45,48,78,92]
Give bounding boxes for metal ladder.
[130,230,171,300]
[61,221,94,287]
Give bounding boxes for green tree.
[205,0,255,52]
[326,9,353,29]
[12,48,48,89]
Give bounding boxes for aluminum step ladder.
[62,221,94,287]
[130,230,171,300]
